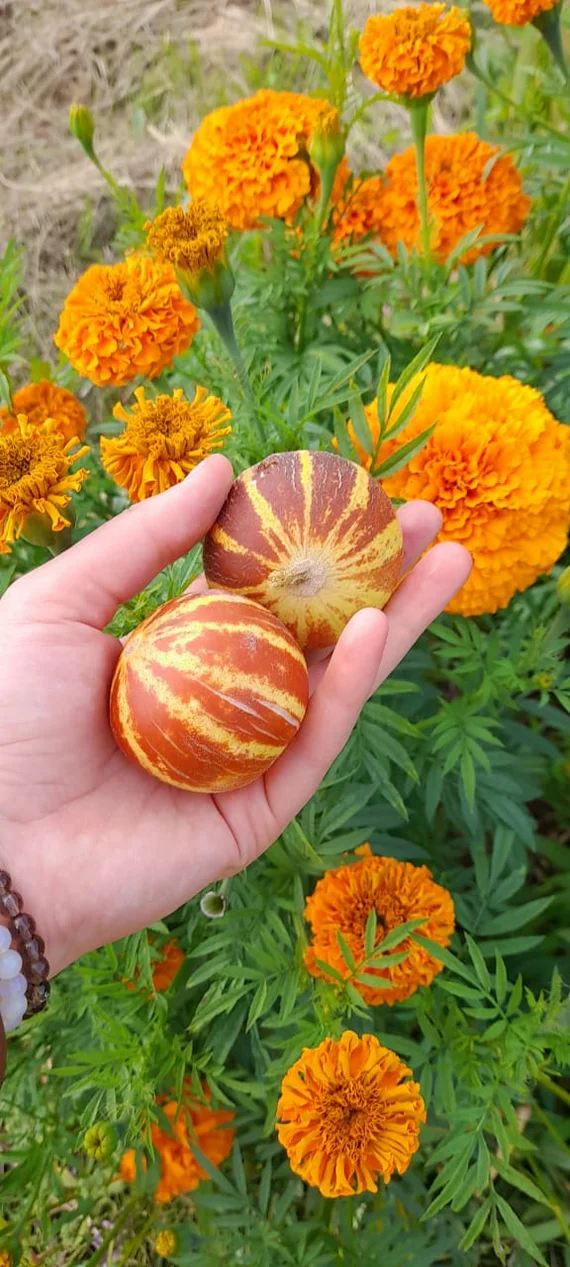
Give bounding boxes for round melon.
[110,591,309,793]
[203,450,403,649]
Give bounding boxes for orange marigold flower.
[352,363,570,617]
[276,1030,426,1197]
[151,939,184,992]
[304,853,454,1005]
[377,132,530,264]
[359,4,472,99]
[54,255,200,387]
[183,90,337,231]
[119,1087,234,1203]
[332,165,387,248]
[0,380,87,446]
[0,416,89,554]
[100,385,231,502]
[483,0,558,23]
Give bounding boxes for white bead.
[0,993,27,1032]
[0,973,27,1000]
[0,926,11,952]
[0,949,23,979]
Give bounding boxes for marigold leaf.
[466,934,491,991]
[459,1196,492,1251]
[364,908,378,959]
[389,334,440,416]
[493,1156,550,1207]
[335,930,356,972]
[372,424,436,480]
[495,1194,548,1266]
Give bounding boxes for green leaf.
[372,424,435,480]
[495,953,508,1005]
[476,1137,490,1192]
[436,979,483,1003]
[495,1193,548,1266]
[375,351,391,431]
[466,934,491,991]
[354,972,394,989]
[373,917,426,953]
[314,958,347,984]
[493,1156,550,1208]
[459,1196,492,1251]
[336,930,356,972]
[364,908,378,959]
[348,388,374,457]
[478,897,552,937]
[258,1157,272,1217]
[412,935,479,984]
[389,335,440,416]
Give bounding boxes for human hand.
[0,456,471,976]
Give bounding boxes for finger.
[397,500,442,574]
[374,541,472,685]
[13,456,233,629]
[264,608,388,829]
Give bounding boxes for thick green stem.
[409,101,431,263]
[537,1069,570,1107]
[207,301,264,447]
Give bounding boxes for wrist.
[0,870,51,1029]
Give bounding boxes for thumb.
[16,455,233,628]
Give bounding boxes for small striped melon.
[203,450,403,649]
[110,591,308,793]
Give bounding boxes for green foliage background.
[0,1,570,1263]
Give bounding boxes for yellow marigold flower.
[54,255,200,387]
[154,1230,177,1258]
[304,852,454,1005]
[100,385,231,502]
[276,1030,426,1197]
[359,4,472,99]
[0,416,89,554]
[0,380,87,446]
[351,363,570,617]
[0,1251,12,1267]
[183,90,336,231]
[376,132,530,263]
[119,1086,234,1203]
[483,0,558,23]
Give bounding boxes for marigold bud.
[154,1229,178,1258]
[309,108,345,180]
[69,105,96,158]
[20,509,75,555]
[200,890,227,919]
[557,565,570,609]
[145,203,234,310]
[84,1122,118,1160]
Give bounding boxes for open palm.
[0,456,471,977]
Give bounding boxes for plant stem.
[207,301,264,447]
[409,101,431,264]
[537,1070,570,1107]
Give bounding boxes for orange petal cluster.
[54,255,200,386]
[120,1087,234,1203]
[351,363,570,617]
[151,939,185,992]
[359,4,472,98]
[331,162,386,249]
[183,90,337,231]
[0,380,87,446]
[100,385,231,502]
[304,847,454,1005]
[276,1030,426,1197]
[483,0,558,23]
[352,132,530,264]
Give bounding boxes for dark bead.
[10,912,36,941]
[0,890,23,919]
[0,870,11,894]
[24,980,50,1017]
[26,956,50,985]
[23,935,45,962]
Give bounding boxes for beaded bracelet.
[0,870,50,1033]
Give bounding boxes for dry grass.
[0,0,462,356]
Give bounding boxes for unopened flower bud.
[145,203,234,310]
[557,565,570,609]
[84,1122,118,1160]
[200,890,227,919]
[69,105,96,159]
